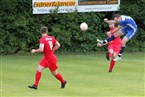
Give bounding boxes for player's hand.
[97,43,103,47]
[31,49,36,54]
[106,31,111,35]
[104,18,108,23]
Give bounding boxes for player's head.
[40,26,48,34]
[114,14,121,23]
[109,23,115,28]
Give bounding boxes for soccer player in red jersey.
[97,22,122,72]
[28,26,67,90]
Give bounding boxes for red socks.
[109,59,116,71]
[34,71,65,86]
[55,73,65,83]
[34,71,42,86]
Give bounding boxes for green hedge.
[0,0,145,54]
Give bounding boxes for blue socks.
[107,35,115,42]
[119,46,126,57]
[102,35,116,44]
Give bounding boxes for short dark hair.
[40,26,48,34]
[114,14,121,18]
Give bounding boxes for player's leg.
[51,70,67,88]
[28,65,45,90]
[28,58,46,90]
[97,29,124,44]
[34,65,45,86]
[106,47,113,61]
[109,43,122,72]
[51,70,65,83]
[106,52,110,61]
[114,27,137,61]
[107,29,124,42]
[49,59,67,88]
[108,48,115,72]
[118,36,128,57]
[109,52,117,72]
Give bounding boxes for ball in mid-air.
[80,22,88,31]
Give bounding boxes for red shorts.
[39,57,58,72]
[108,44,121,55]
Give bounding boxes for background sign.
[78,0,120,12]
[32,0,120,14]
[32,0,76,14]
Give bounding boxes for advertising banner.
[78,0,120,12]
[32,0,120,14]
[32,0,76,14]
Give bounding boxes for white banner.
[32,0,76,14]
[77,0,120,12]
[32,0,120,14]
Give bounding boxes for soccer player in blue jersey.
[98,14,138,61]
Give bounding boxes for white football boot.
[114,56,121,61]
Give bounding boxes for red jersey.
[39,35,57,60]
[108,27,122,45]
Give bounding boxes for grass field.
[1,52,145,97]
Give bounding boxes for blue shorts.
[121,26,137,39]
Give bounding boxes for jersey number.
[48,41,53,50]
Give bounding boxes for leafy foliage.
[0,0,144,54]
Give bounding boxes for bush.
[0,0,145,54]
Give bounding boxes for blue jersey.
[119,15,137,29]
[119,15,138,39]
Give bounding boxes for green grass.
[1,52,145,97]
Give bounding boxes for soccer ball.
[80,22,88,31]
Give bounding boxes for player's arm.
[104,18,116,24]
[31,43,44,53]
[52,41,60,52]
[108,26,123,35]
